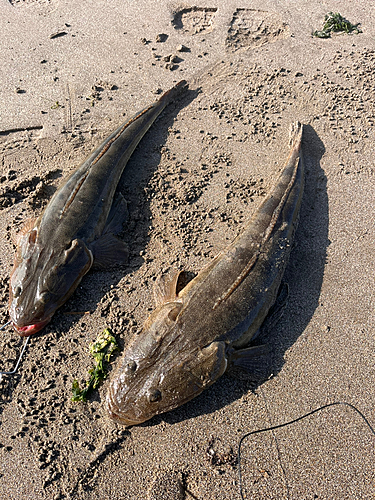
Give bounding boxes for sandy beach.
[0,1,374,498]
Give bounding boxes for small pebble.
[49,31,68,40]
[156,33,168,43]
[176,44,190,52]
[165,63,177,71]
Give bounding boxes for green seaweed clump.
[72,328,119,402]
[313,12,362,38]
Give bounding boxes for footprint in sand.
[226,8,290,51]
[171,6,218,35]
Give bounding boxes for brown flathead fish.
[106,122,304,426]
[9,81,187,336]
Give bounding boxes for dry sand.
[0,1,374,499]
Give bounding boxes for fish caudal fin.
[289,121,303,148]
[160,80,188,104]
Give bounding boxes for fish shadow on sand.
[142,124,328,427]
[37,87,200,338]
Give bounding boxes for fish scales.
[106,122,304,426]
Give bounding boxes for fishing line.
[238,401,375,500]
[0,320,11,331]
[0,320,30,379]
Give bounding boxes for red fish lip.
[13,318,51,336]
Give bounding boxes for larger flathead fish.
[106,122,304,425]
[9,81,187,336]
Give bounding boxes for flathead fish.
[106,122,304,425]
[9,81,187,336]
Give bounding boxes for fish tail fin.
[160,80,188,103]
[289,121,303,149]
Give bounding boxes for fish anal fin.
[103,193,128,236]
[260,282,289,337]
[90,233,128,269]
[153,269,195,306]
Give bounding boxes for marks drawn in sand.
[172,6,217,35]
[0,169,62,210]
[8,0,52,5]
[226,8,290,52]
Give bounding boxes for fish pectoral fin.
[228,344,271,380]
[153,270,195,306]
[190,341,228,387]
[103,193,129,236]
[90,233,128,269]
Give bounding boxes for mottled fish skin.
[9,81,188,336]
[106,122,304,426]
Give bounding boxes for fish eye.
[38,291,50,304]
[147,389,162,403]
[13,286,22,298]
[124,360,137,375]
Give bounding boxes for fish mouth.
[13,318,51,337]
[105,396,143,427]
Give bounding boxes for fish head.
[9,222,93,336]
[106,301,227,426]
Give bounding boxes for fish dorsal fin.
[153,270,195,306]
[14,217,38,244]
[175,270,196,296]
